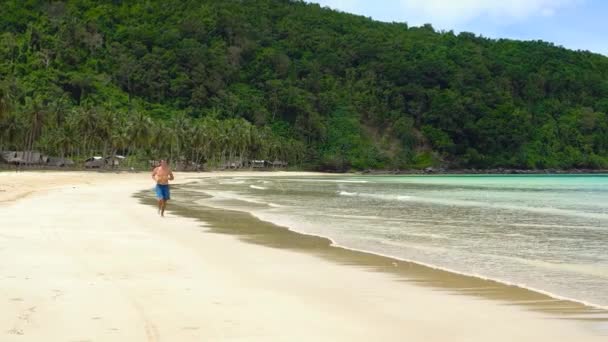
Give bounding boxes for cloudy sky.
[308,0,607,55]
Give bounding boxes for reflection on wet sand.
[137,185,608,325]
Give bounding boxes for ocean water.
[184,175,608,309]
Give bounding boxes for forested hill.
[2,0,608,170]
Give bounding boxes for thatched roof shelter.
[271,160,288,168]
[47,157,75,167]
[105,155,126,167]
[84,156,105,168]
[1,151,45,165]
[0,151,11,163]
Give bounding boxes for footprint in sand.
[51,289,64,300]
[18,307,36,321]
[7,327,24,335]
[182,326,200,331]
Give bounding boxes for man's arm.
[169,171,175,181]
[151,167,158,180]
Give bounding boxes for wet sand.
[151,184,608,319]
[1,171,606,341]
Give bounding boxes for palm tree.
[74,105,102,158]
[168,113,190,167]
[128,111,152,155]
[110,123,129,167]
[233,119,252,165]
[22,96,48,161]
[0,80,11,125]
[148,120,166,161]
[189,121,206,169]
[199,117,219,167]
[98,109,118,158]
[0,112,22,151]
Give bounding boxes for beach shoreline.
[1,171,606,341]
[152,180,608,313]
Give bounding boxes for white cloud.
[312,1,582,28]
[397,0,582,28]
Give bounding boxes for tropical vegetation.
[1,0,608,170]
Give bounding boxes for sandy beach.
[0,171,606,341]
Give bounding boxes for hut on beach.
[0,151,9,164]
[250,160,267,168]
[271,160,288,168]
[1,151,46,165]
[46,157,75,167]
[84,156,105,168]
[222,160,244,169]
[105,155,126,167]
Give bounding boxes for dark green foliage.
[1,0,608,170]
[319,107,385,170]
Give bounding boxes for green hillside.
[2,0,608,170]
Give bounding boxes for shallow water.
[178,174,608,309]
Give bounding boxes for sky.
[308,0,608,56]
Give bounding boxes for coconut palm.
[0,111,22,151]
[168,113,191,167]
[128,111,152,153]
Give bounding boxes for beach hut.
[271,160,288,168]
[1,151,17,163]
[0,151,10,164]
[222,160,244,169]
[3,151,45,165]
[105,155,126,167]
[84,156,105,168]
[21,151,42,164]
[250,160,266,168]
[47,157,75,167]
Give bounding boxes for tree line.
[1,0,608,170]
[0,98,304,168]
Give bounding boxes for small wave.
[185,194,608,311]
[511,223,605,231]
[219,180,245,185]
[250,185,267,190]
[331,241,608,311]
[404,232,446,239]
[338,191,412,201]
[247,209,608,310]
[502,233,527,238]
[282,178,368,183]
[204,190,270,206]
[338,191,608,221]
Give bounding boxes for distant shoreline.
[355,168,608,175]
[3,165,608,176]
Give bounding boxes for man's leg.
[160,199,167,217]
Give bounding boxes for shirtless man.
[151,160,174,217]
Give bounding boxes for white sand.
[0,171,604,341]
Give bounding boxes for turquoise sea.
[185,175,608,309]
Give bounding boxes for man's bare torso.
[153,166,173,185]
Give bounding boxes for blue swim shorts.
[155,184,170,200]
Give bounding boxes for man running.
[151,159,174,217]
